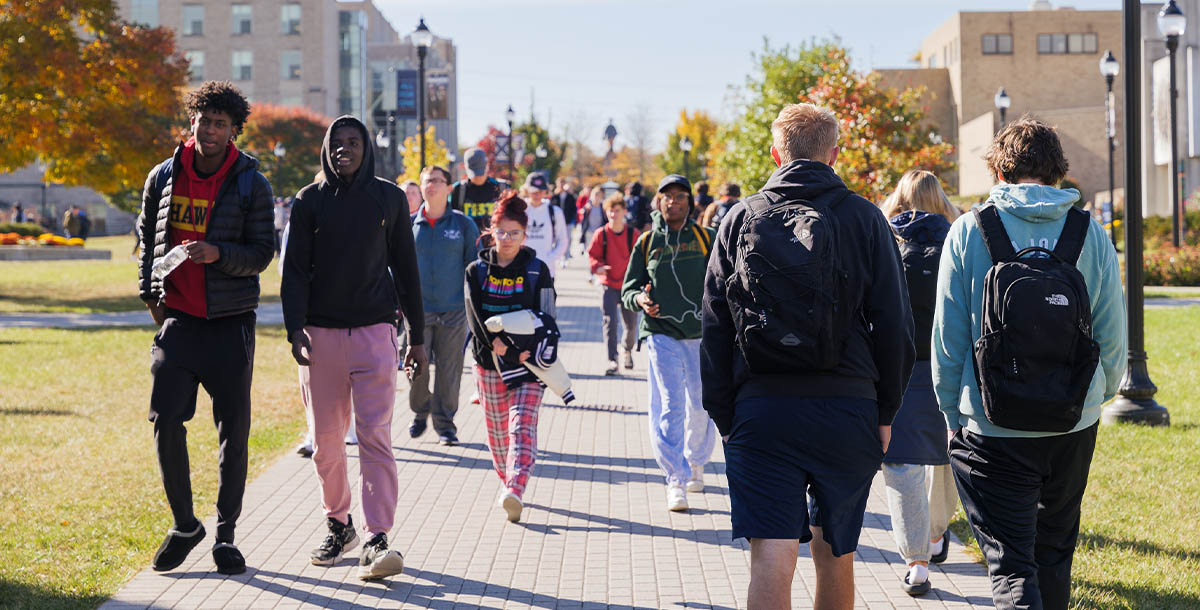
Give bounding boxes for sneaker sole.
[685,481,704,493]
[667,500,689,512]
[903,579,932,596]
[359,552,405,581]
[310,533,359,567]
[502,495,523,523]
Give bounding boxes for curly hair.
[184,81,251,133]
[985,117,1069,186]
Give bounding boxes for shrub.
[0,222,45,237]
[1144,246,1200,286]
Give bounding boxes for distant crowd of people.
[134,79,1124,610]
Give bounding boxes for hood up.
[889,210,951,245]
[987,183,1081,224]
[319,115,376,193]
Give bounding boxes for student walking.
[448,147,507,232]
[281,115,428,582]
[521,173,568,275]
[701,103,915,610]
[933,119,1126,610]
[137,81,275,576]
[587,193,641,375]
[465,196,558,524]
[621,174,717,512]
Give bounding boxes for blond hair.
[771,103,839,164]
[880,170,960,221]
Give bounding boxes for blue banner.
[395,70,418,119]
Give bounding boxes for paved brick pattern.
[101,256,993,610]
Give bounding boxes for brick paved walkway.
[100,257,994,610]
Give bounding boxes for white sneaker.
[685,468,705,493]
[498,490,523,523]
[666,485,689,512]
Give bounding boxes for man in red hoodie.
[587,193,640,375]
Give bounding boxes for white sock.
[907,564,929,584]
[930,536,945,556]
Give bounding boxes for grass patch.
[0,236,282,314]
[1144,287,1200,299]
[0,324,305,609]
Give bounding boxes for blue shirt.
[411,205,480,314]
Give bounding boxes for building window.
[982,34,1012,55]
[281,3,301,35]
[184,50,204,83]
[1038,33,1098,54]
[131,0,158,27]
[281,50,302,80]
[182,4,204,36]
[929,54,940,68]
[232,50,252,81]
[232,4,252,35]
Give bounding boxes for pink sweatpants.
[298,323,399,535]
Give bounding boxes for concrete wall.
[959,112,997,198]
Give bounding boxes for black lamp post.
[505,105,516,183]
[412,18,433,171]
[1100,49,1120,246]
[994,87,1011,127]
[1104,0,1170,426]
[680,135,693,180]
[1159,0,1186,247]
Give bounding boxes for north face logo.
[780,333,801,347]
[1045,294,1069,306]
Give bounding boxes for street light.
[273,142,286,158]
[1104,0,1169,426]
[679,135,693,179]
[412,17,433,171]
[994,87,1011,127]
[536,144,548,159]
[1159,0,1186,247]
[1100,50,1120,245]
[506,104,516,183]
[36,159,47,222]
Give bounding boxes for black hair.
[184,81,251,134]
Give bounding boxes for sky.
[375,0,1121,151]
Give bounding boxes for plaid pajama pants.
[475,366,544,498]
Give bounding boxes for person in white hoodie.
[520,172,567,276]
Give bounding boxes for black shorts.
[724,396,884,557]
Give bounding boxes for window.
[232,4,252,35]
[281,50,302,80]
[182,4,203,36]
[184,50,204,83]
[130,0,158,27]
[982,34,1012,55]
[1038,32,1099,54]
[232,50,252,81]
[929,54,940,68]
[1083,33,1098,53]
[281,3,301,35]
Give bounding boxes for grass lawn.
[0,236,282,314]
[949,306,1200,609]
[0,324,305,610]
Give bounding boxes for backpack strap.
[1053,207,1091,266]
[153,158,174,201]
[971,205,1016,263]
[626,226,634,251]
[690,223,711,257]
[236,169,255,212]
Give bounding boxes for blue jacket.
[411,205,480,314]
[931,184,1127,438]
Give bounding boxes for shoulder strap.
[1053,207,1090,265]
[154,159,173,200]
[690,223,711,257]
[971,205,1016,263]
[236,169,255,212]
[641,229,652,261]
[626,227,634,250]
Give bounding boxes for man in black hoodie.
[700,103,915,609]
[281,116,427,581]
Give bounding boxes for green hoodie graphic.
[620,211,714,341]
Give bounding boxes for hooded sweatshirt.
[889,210,952,361]
[620,211,714,342]
[700,159,916,436]
[932,183,1127,438]
[280,115,425,345]
[464,246,557,385]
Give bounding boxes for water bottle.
[152,244,188,281]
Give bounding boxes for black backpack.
[726,189,853,374]
[897,228,945,361]
[971,204,1100,432]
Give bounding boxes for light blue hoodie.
[931,183,1127,438]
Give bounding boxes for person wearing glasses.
[464,195,557,523]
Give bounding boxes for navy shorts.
[724,396,884,557]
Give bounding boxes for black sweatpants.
[149,308,255,544]
[949,424,1098,610]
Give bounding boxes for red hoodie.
[587,223,640,290]
[165,138,238,317]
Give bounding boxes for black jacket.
[280,116,425,344]
[890,210,951,361]
[137,145,275,318]
[465,246,557,385]
[700,159,916,435]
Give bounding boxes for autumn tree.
[0,0,190,209]
[397,125,451,184]
[513,118,563,185]
[238,103,330,198]
[659,110,720,185]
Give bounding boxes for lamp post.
[994,87,1011,127]
[412,18,433,171]
[1104,0,1170,426]
[273,142,286,158]
[680,135,693,180]
[1159,0,1186,247]
[1100,50,1120,246]
[36,160,47,221]
[375,128,390,177]
[505,105,516,183]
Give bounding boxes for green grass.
[947,307,1200,609]
[1144,287,1200,299]
[0,236,282,314]
[0,324,306,610]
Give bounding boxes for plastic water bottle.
[152,244,188,281]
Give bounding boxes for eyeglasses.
[661,192,690,204]
[493,229,525,241]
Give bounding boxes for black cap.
[657,174,691,194]
[524,172,549,192]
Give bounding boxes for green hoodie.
[932,183,1127,438]
[620,211,715,341]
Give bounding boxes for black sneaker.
[359,532,405,581]
[212,542,246,575]
[152,522,206,572]
[408,418,428,438]
[311,516,358,566]
[438,432,458,446]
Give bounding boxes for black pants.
[949,424,1098,610]
[149,309,255,544]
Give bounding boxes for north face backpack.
[726,189,853,374]
[971,204,1100,432]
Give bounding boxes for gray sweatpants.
[408,309,468,435]
[602,286,638,362]
[882,462,959,564]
